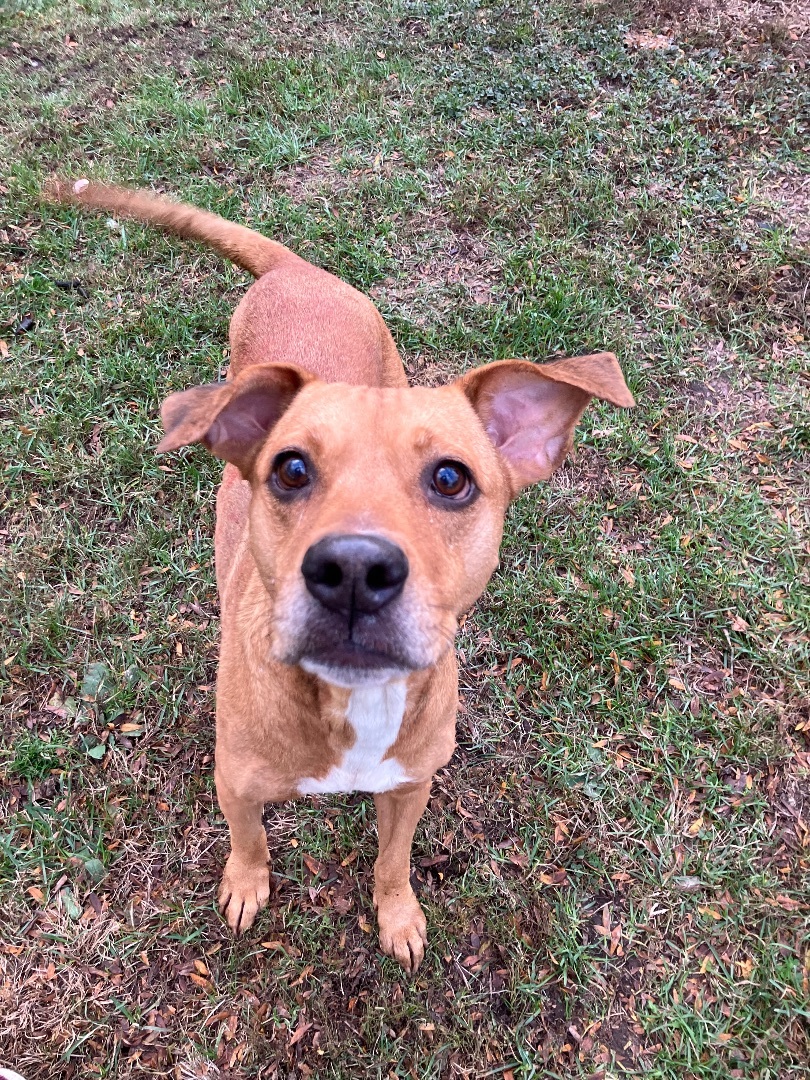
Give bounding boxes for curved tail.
[44,179,294,278]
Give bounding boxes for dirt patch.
[757,172,810,247]
[272,149,350,202]
[618,0,810,52]
[764,757,810,872]
[371,224,504,329]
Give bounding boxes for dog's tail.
[45,179,293,278]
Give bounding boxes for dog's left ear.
[457,353,634,492]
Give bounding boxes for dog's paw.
[218,857,272,934]
[375,889,427,973]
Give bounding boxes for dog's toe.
[218,858,272,934]
[376,891,427,973]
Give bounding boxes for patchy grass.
[1,0,808,1076]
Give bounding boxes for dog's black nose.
[301,534,409,616]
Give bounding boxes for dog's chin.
[299,658,409,689]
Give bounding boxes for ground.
[0,0,808,1077]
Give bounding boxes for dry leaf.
[624,29,674,49]
[289,1019,313,1046]
[302,853,322,876]
[686,815,704,836]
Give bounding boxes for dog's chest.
[297,682,411,795]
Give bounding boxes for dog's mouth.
[272,582,442,687]
[304,640,405,670]
[298,640,416,687]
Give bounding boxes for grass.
[1,0,808,1076]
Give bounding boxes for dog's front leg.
[373,780,432,973]
[215,763,272,934]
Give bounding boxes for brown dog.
[49,180,634,971]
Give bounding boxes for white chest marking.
[297,681,411,795]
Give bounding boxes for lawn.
[1,0,808,1076]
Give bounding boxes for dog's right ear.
[157,364,314,478]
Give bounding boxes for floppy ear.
[457,353,634,492]
[156,363,314,477]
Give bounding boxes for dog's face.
[246,382,511,684]
[158,356,633,686]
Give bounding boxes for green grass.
[1,0,808,1076]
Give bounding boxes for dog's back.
[46,179,406,387]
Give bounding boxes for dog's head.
[158,356,633,686]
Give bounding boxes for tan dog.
[49,180,634,971]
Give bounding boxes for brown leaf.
[624,30,674,49]
[419,854,450,867]
[686,815,704,836]
[770,894,804,911]
[289,1019,313,1046]
[302,854,322,877]
[290,964,315,987]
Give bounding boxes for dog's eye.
[432,460,472,500]
[272,452,310,491]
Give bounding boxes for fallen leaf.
[289,1019,313,1046]
[290,964,315,987]
[674,876,706,892]
[61,889,82,921]
[686,815,704,837]
[302,853,322,876]
[624,29,674,49]
[81,661,113,702]
[769,894,804,911]
[83,858,105,882]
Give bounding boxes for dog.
[48,180,634,971]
